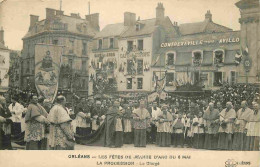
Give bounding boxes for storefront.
[154,31,241,92]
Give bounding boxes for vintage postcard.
[0,0,259,166]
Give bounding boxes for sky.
[0,0,241,50]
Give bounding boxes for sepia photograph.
[0,0,259,166]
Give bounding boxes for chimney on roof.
[156,2,165,21]
[56,10,64,16]
[124,12,136,26]
[71,13,81,18]
[85,13,100,31]
[0,27,4,45]
[30,15,39,27]
[205,10,212,22]
[46,8,56,20]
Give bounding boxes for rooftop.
[23,8,99,39]
[179,10,233,36]
[94,23,128,38]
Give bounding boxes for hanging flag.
[243,44,249,56]
[153,54,160,66]
[35,44,63,103]
[235,51,242,64]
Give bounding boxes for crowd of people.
[0,83,259,150]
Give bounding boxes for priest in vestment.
[203,102,219,150]
[48,96,75,150]
[244,103,260,151]
[232,101,253,150]
[24,96,49,150]
[74,110,91,140]
[123,104,133,144]
[192,111,205,149]
[132,100,151,147]
[151,102,161,144]
[184,113,193,148]
[217,102,236,150]
[172,113,185,148]
[9,97,26,135]
[156,104,173,147]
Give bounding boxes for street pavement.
[74,144,208,150]
[12,142,209,150]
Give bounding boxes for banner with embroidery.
[35,44,63,102]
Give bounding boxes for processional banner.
[34,44,63,102]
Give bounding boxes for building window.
[82,60,87,72]
[194,72,200,84]
[137,78,143,89]
[230,71,236,85]
[98,39,103,49]
[82,79,86,89]
[192,51,203,66]
[127,78,132,89]
[214,50,224,64]
[69,59,73,67]
[127,41,133,52]
[137,59,143,74]
[136,24,140,31]
[69,40,74,53]
[166,72,175,86]
[52,39,58,45]
[167,53,175,66]
[127,59,135,75]
[138,39,143,51]
[82,42,87,55]
[213,72,223,86]
[26,60,30,73]
[109,38,114,49]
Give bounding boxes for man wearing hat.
[132,100,151,147]
[217,102,236,150]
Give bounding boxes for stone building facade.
[0,27,10,94]
[89,3,178,96]
[9,50,21,89]
[21,8,99,98]
[157,11,241,92]
[236,0,260,84]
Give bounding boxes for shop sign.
[160,37,240,48]
[120,51,150,58]
[94,52,115,57]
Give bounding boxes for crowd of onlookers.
[0,83,259,150]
